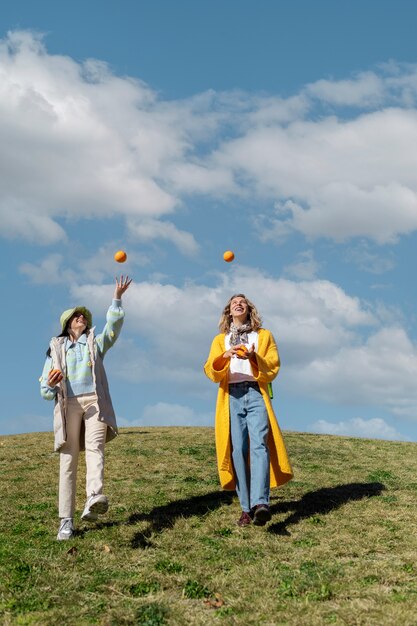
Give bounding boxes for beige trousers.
[58,393,107,518]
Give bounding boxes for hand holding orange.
[235,344,248,357]
[48,369,63,385]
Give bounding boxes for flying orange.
[223,250,235,262]
[114,250,127,263]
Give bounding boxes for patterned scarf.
[229,322,252,346]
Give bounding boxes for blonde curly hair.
[218,294,262,333]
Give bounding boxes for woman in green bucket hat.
[40,276,132,540]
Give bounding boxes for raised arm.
[96,276,133,357]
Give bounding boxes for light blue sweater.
[40,299,124,400]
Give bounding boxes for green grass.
[1,427,417,625]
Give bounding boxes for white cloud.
[0,31,178,242]
[15,258,417,432]
[127,218,199,256]
[306,71,385,107]
[20,253,76,284]
[226,269,376,368]
[19,246,148,285]
[3,32,417,249]
[287,181,417,244]
[6,33,417,437]
[246,94,310,126]
[288,326,417,418]
[118,402,213,427]
[283,249,320,280]
[218,109,417,244]
[1,413,52,436]
[72,279,225,371]
[0,202,67,244]
[345,241,396,274]
[65,267,417,422]
[306,63,417,108]
[310,417,408,441]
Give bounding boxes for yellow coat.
[204,328,293,490]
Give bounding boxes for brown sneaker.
[253,504,271,526]
[237,511,252,527]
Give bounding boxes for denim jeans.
[229,382,270,512]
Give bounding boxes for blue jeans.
[229,382,270,512]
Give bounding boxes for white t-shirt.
[225,331,259,383]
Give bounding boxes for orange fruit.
[235,344,248,357]
[50,369,63,382]
[223,250,234,262]
[114,250,127,263]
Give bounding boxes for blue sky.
[1,0,417,442]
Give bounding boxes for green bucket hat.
[60,306,93,333]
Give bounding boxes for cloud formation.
[3,31,417,249]
[119,402,213,427]
[3,32,417,440]
[289,326,417,417]
[0,31,177,242]
[127,218,199,256]
[310,417,408,441]
[68,266,417,423]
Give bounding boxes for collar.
[65,333,87,350]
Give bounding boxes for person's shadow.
[267,481,385,535]
[76,490,233,542]
[128,490,235,548]
[126,481,384,547]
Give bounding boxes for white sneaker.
[57,517,74,541]
[81,494,109,522]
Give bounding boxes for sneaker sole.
[80,510,99,522]
[253,509,271,526]
[81,498,108,521]
[90,500,109,515]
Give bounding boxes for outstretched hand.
[114,275,133,299]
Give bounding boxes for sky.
[1,0,417,443]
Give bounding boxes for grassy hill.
[0,427,416,625]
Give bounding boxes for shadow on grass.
[128,491,234,549]
[78,482,384,544]
[119,431,151,435]
[268,481,385,536]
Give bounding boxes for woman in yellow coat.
[204,294,293,527]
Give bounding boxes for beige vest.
[49,329,118,451]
